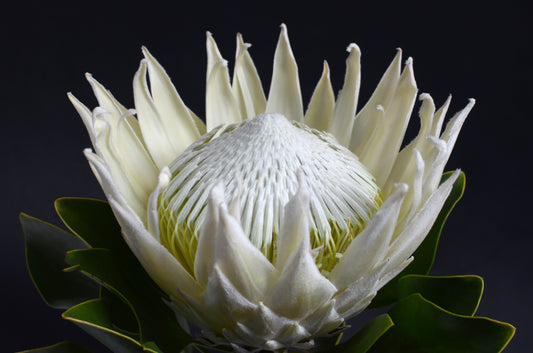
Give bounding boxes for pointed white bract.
[233,33,267,120]
[349,49,402,155]
[328,43,361,146]
[265,24,304,122]
[205,33,242,130]
[304,61,335,131]
[69,25,473,352]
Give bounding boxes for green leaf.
[65,248,190,352]
[62,299,145,353]
[370,171,466,308]
[17,341,94,353]
[100,286,140,337]
[368,294,515,353]
[66,248,142,337]
[336,314,394,353]
[57,198,191,350]
[55,198,163,297]
[55,198,129,258]
[396,275,484,316]
[142,342,163,353]
[20,213,99,309]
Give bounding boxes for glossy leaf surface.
[62,299,147,353]
[20,213,99,309]
[65,247,190,352]
[57,199,190,351]
[55,198,130,258]
[368,294,515,353]
[100,287,140,337]
[396,275,483,316]
[336,314,394,353]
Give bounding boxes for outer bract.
[69,24,474,352]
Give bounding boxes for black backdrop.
[2,0,531,351]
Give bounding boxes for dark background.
[2,0,531,351]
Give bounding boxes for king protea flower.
[68,24,474,352]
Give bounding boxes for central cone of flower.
[158,113,383,274]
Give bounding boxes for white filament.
[159,113,382,262]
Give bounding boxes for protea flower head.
[69,24,474,352]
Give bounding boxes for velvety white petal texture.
[84,150,202,299]
[358,58,418,186]
[147,167,170,241]
[206,58,241,130]
[133,60,184,168]
[141,47,203,142]
[388,170,460,267]
[68,93,158,214]
[304,61,335,131]
[70,25,472,352]
[264,228,337,320]
[328,43,361,146]
[200,265,258,331]
[87,111,147,220]
[206,33,241,130]
[275,175,310,271]
[265,24,303,122]
[329,184,408,289]
[232,34,267,120]
[68,93,97,145]
[349,49,402,155]
[85,73,129,122]
[193,183,225,287]
[210,202,277,302]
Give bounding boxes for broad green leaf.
[62,299,145,353]
[396,275,483,316]
[65,248,190,352]
[17,341,94,353]
[20,213,99,309]
[100,286,140,337]
[368,294,515,353]
[370,171,466,308]
[55,198,162,296]
[336,314,394,353]
[66,248,143,339]
[55,198,129,257]
[57,198,189,349]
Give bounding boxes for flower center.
[158,113,383,275]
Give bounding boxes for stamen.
[158,113,383,273]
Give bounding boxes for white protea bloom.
[69,24,474,352]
